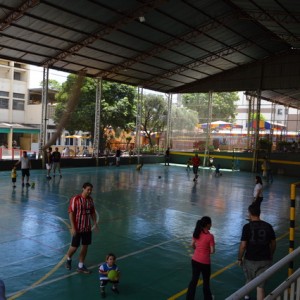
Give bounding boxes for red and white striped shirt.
[68,194,95,232]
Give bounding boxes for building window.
[0,98,9,109]
[13,92,25,99]
[13,100,25,110]
[47,105,56,119]
[14,72,21,80]
[0,91,9,97]
[277,108,283,115]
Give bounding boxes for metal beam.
[0,0,40,31]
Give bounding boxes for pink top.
[192,230,215,264]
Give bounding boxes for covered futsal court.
[0,164,298,300]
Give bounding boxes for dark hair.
[255,176,262,185]
[106,253,116,260]
[82,182,93,189]
[193,216,212,239]
[248,203,260,217]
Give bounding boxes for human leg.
[201,263,213,300]
[257,286,264,300]
[186,259,201,300]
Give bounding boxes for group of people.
[45,147,62,179]
[186,176,276,300]
[64,182,120,297]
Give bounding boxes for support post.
[93,77,102,166]
[136,87,143,164]
[39,67,49,160]
[165,93,172,150]
[204,91,213,167]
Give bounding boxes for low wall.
[0,155,165,171]
[170,151,300,177]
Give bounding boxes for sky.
[29,65,165,97]
[29,65,70,88]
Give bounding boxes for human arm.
[270,239,276,260]
[68,211,77,236]
[237,241,247,266]
[210,245,215,254]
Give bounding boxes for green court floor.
[0,164,299,300]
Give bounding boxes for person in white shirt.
[15,151,31,187]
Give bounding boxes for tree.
[54,75,137,148]
[182,92,239,123]
[39,79,61,90]
[141,93,168,147]
[171,106,198,131]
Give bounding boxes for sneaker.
[13,185,16,188]
[26,183,31,187]
[111,286,119,294]
[46,176,51,180]
[65,259,72,270]
[244,296,250,300]
[77,265,91,274]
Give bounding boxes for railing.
[225,247,300,299]
[0,148,37,160]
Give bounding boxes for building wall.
[0,60,29,124]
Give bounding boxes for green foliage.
[182,92,239,123]
[141,94,168,147]
[54,75,137,138]
[39,79,61,90]
[171,106,198,130]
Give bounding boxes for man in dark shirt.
[52,147,62,178]
[237,204,276,300]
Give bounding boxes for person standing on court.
[192,153,201,182]
[52,147,62,178]
[253,176,263,209]
[45,147,53,179]
[186,216,215,300]
[65,182,98,274]
[115,148,121,166]
[15,151,31,187]
[165,147,170,166]
[237,204,276,300]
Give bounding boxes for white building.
[0,60,41,150]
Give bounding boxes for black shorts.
[12,178,16,183]
[71,231,92,247]
[21,169,30,177]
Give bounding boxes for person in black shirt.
[237,204,276,300]
[52,147,62,178]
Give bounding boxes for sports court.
[0,164,299,300]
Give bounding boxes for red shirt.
[68,194,95,232]
[192,156,200,167]
[192,231,215,264]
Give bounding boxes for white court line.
[7,237,179,297]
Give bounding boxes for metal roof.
[1,0,300,108]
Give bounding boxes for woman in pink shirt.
[186,216,215,300]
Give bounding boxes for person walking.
[253,176,263,209]
[65,182,98,274]
[15,151,31,187]
[192,153,201,182]
[165,147,170,166]
[52,147,62,178]
[237,204,276,300]
[186,216,215,300]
